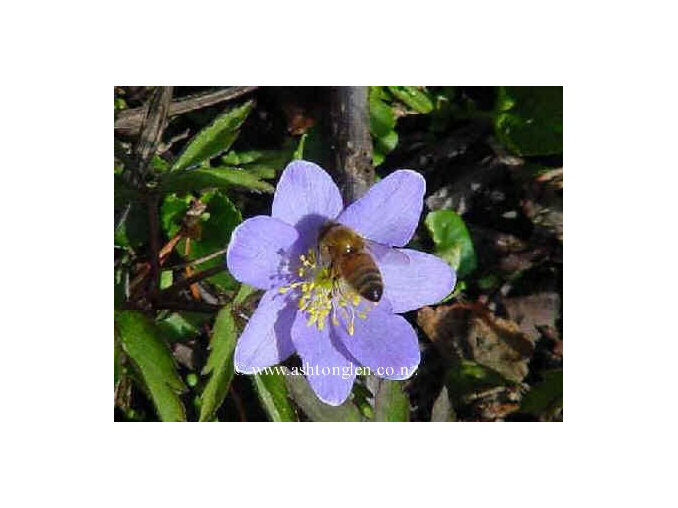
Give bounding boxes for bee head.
[365,285,383,302]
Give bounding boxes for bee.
[317,222,389,302]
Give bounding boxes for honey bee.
[318,222,404,303]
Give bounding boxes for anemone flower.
[226,160,455,406]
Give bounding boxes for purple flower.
[226,161,455,406]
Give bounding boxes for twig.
[328,86,375,203]
[130,87,174,295]
[156,265,225,297]
[147,193,161,294]
[133,86,173,179]
[158,128,191,155]
[122,300,221,313]
[115,86,258,136]
[164,247,228,271]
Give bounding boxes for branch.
[328,87,375,203]
[133,86,173,178]
[156,265,225,298]
[122,300,221,314]
[115,86,258,136]
[147,193,161,294]
[129,87,174,295]
[164,247,228,271]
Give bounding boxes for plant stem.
[164,247,229,270]
[156,265,225,297]
[328,86,375,203]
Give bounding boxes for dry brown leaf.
[417,302,536,383]
[523,167,563,241]
[503,292,560,342]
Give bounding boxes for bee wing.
[365,240,410,265]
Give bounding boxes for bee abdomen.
[340,253,384,302]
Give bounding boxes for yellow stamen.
[277,248,372,336]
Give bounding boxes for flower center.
[278,248,372,335]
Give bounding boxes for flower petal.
[334,305,420,380]
[272,161,343,238]
[378,248,456,313]
[226,216,299,290]
[291,312,356,406]
[234,290,296,373]
[337,170,425,247]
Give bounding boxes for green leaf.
[446,360,509,400]
[285,371,362,421]
[221,147,295,180]
[388,86,434,114]
[160,270,173,289]
[495,86,563,156]
[114,311,186,422]
[373,130,399,166]
[219,164,278,181]
[252,372,298,422]
[520,369,563,416]
[172,101,254,171]
[352,382,375,420]
[159,167,274,194]
[159,193,191,238]
[369,87,400,166]
[156,311,208,342]
[233,284,257,306]
[372,150,386,167]
[221,150,262,165]
[151,155,170,173]
[425,210,477,278]
[293,133,307,160]
[186,373,198,387]
[376,130,398,154]
[369,87,396,138]
[114,97,127,111]
[223,148,291,170]
[374,380,410,422]
[199,306,238,421]
[161,190,242,291]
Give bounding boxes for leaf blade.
[369,87,399,166]
[494,86,563,156]
[425,210,477,278]
[172,101,254,171]
[252,372,298,422]
[285,371,362,422]
[159,167,274,194]
[115,311,186,422]
[374,379,410,422]
[160,190,242,291]
[520,369,563,418]
[388,86,434,114]
[199,306,238,421]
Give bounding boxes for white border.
[2,1,675,506]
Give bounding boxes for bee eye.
[367,286,382,302]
